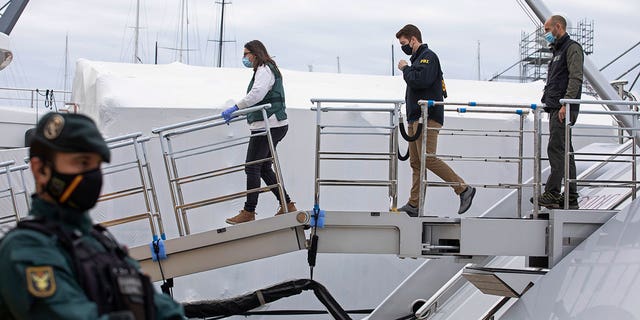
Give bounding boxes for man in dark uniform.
[0,112,184,319]
[538,15,584,209]
[395,24,476,216]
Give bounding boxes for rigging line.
[185,0,190,64]
[616,61,640,80]
[516,0,540,27]
[629,69,640,92]
[174,0,182,62]
[600,41,640,71]
[488,59,522,81]
[0,1,10,13]
[119,0,136,63]
[192,0,203,65]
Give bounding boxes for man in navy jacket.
[396,24,475,216]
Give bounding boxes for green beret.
[29,112,111,162]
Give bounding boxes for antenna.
[391,44,395,76]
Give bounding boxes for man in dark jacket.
[0,112,185,319]
[396,24,475,216]
[538,15,584,209]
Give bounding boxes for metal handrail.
[96,134,166,240]
[561,99,640,106]
[311,98,403,211]
[0,87,72,110]
[421,100,543,109]
[152,103,288,236]
[152,104,271,134]
[415,265,469,319]
[562,98,640,209]
[417,100,541,217]
[0,161,30,225]
[311,98,405,104]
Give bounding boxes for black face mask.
[401,43,413,55]
[45,167,103,211]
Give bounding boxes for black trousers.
[545,110,578,197]
[244,125,291,212]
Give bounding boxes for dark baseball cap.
[29,112,111,162]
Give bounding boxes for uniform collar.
[30,195,94,233]
[411,43,428,61]
[552,33,570,51]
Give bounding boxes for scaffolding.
[519,19,594,82]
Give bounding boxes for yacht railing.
[0,160,30,225]
[0,87,71,110]
[310,98,404,211]
[562,99,640,209]
[98,133,166,240]
[417,100,542,218]
[152,104,287,236]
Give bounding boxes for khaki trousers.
[408,119,466,207]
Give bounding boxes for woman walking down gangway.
[221,40,297,224]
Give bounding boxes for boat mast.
[217,0,226,67]
[64,33,69,94]
[477,40,481,80]
[179,0,185,63]
[134,0,140,63]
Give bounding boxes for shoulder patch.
[420,59,430,64]
[26,266,56,298]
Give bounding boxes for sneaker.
[536,192,562,209]
[458,186,476,214]
[276,202,298,216]
[399,203,419,217]
[225,210,256,225]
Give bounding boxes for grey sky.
[1,0,638,93]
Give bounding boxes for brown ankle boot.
[226,210,256,225]
[275,202,298,216]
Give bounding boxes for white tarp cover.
[71,58,547,134]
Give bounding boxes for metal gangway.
[310,98,403,211]
[122,97,639,279]
[151,103,290,236]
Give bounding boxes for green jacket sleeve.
[0,231,110,320]
[564,43,584,100]
[153,290,186,319]
[124,257,185,319]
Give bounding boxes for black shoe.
[458,186,476,214]
[399,203,419,217]
[534,192,563,209]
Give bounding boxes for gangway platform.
[130,208,616,282]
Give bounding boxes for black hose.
[399,121,422,142]
[397,145,410,161]
[183,279,352,320]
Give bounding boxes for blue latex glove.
[222,105,239,123]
